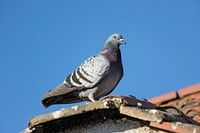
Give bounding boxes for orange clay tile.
[178,83,200,98]
[187,111,200,118]
[150,121,200,133]
[193,115,200,123]
[148,91,178,105]
[184,106,200,114]
[160,99,180,107]
[149,83,200,125]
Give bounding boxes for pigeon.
[42,33,126,108]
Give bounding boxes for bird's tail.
[42,94,82,108]
[42,96,63,108]
[42,83,83,108]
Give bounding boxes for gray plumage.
[42,33,126,108]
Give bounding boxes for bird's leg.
[88,94,96,102]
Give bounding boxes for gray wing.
[64,54,111,88]
[43,54,111,99]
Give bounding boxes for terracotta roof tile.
[178,83,200,98]
[184,106,200,116]
[159,99,180,107]
[150,121,200,133]
[193,115,200,123]
[148,91,178,105]
[148,83,200,125]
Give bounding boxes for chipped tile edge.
[28,99,120,129]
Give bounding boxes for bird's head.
[105,33,126,46]
[103,33,126,52]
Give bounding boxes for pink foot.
[89,97,96,102]
[90,98,96,102]
[88,94,96,102]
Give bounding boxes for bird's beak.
[119,39,126,45]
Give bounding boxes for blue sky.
[0,1,200,132]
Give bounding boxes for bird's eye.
[113,36,116,39]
